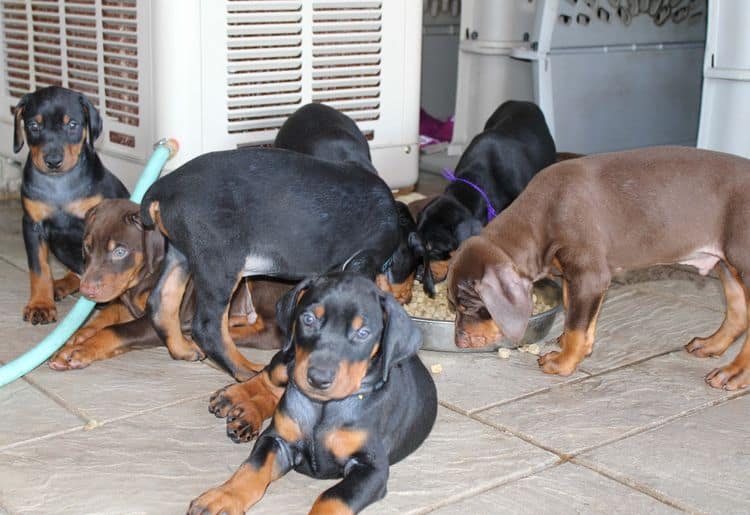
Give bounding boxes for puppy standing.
[449,146,750,390]
[189,273,437,515]
[274,102,433,302]
[417,100,556,281]
[207,104,433,444]
[14,86,128,324]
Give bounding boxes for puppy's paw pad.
[23,302,57,325]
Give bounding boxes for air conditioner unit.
[0,0,422,191]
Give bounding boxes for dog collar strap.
[442,168,497,222]
[380,254,393,273]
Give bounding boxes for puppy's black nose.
[307,366,335,390]
[45,157,63,170]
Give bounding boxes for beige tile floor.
[0,175,748,514]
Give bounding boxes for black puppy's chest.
[283,385,376,480]
[22,169,102,271]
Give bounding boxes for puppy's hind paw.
[705,364,750,391]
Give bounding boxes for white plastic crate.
[0,0,422,190]
[451,0,707,155]
[697,0,750,159]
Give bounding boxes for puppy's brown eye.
[27,121,40,132]
[355,327,370,340]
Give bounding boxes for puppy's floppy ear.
[83,203,100,226]
[375,292,422,385]
[276,276,316,351]
[13,94,30,153]
[79,93,102,146]
[454,218,483,244]
[476,264,533,342]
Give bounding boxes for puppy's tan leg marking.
[706,264,750,390]
[157,264,204,361]
[220,277,266,382]
[706,338,750,391]
[188,451,283,515]
[539,277,607,376]
[686,262,747,357]
[53,271,80,300]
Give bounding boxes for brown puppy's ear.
[79,93,102,147]
[84,203,100,226]
[13,94,30,153]
[375,293,422,385]
[275,276,317,351]
[476,264,533,343]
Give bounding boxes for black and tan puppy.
[14,86,129,324]
[417,100,556,282]
[48,199,287,370]
[449,146,750,391]
[189,272,437,515]
[141,147,402,381]
[274,102,434,303]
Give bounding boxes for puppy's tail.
[139,190,169,237]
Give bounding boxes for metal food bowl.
[414,278,563,353]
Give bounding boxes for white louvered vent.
[225,0,381,139]
[226,0,304,136]
[311,1,381,124]
[1,0,141,149]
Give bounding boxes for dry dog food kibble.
[405,281,555,320]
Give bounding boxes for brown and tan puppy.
[448,146,750,391]
[49,199,289,371]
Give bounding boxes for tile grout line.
[0,254,24,273]
[464,411,570,459]
[466,347,679,416]
[447,393,748,514]
[0,425,87,453]
[407,460,564,515]
[94,391,213,427]
[571,459,700,514]
[566,389,750,459]
[464,388,749,481]
[20,374,94,424]
[0,390,214,453]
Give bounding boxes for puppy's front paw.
[49,341,99,370]
[705,364,750,391]
[167,337,205,362]
[53,274,79,300]
[188,486,247,515]
[685,336,731,358]
[209,379,278,443]
[23,301,57,325]
[537,351,577,376]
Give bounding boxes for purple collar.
[442,168,497,222]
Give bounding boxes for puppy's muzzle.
[307,352,338,390]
